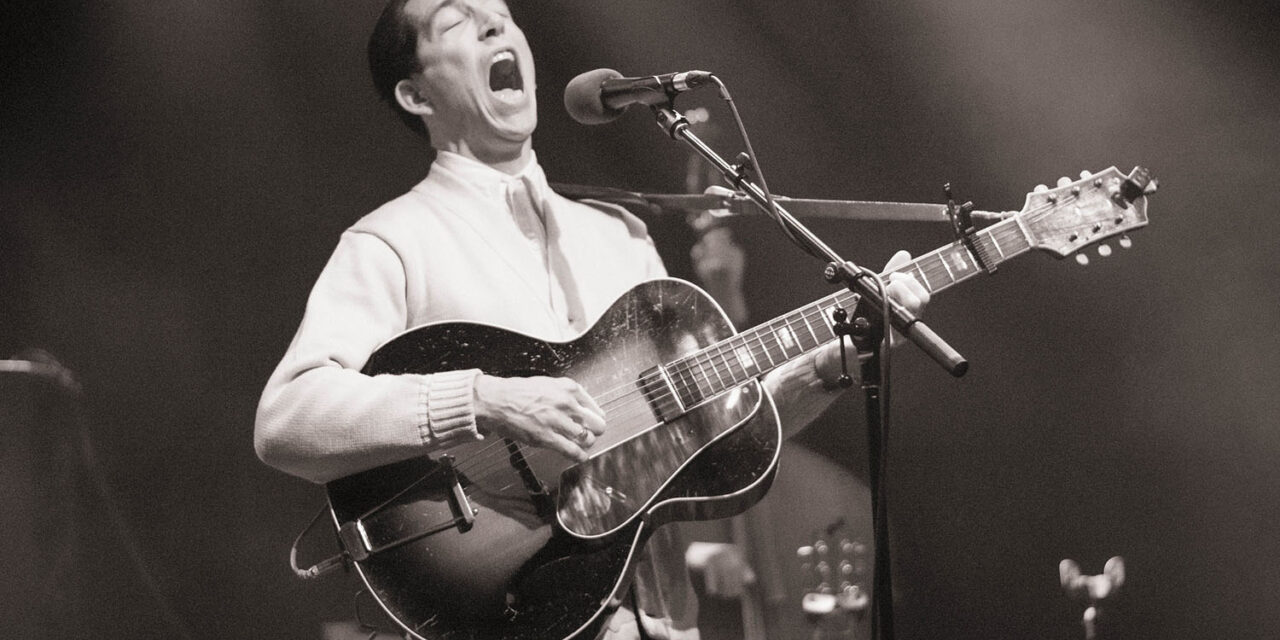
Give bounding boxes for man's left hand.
[813,250,930,385]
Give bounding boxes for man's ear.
[394,78,433,117]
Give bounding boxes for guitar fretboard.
[661,215,1032,410]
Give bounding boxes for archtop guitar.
[325,167,1155,639]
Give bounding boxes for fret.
[797,310,822,350]
[690,361,711,405]
[912,261,933,293]
[948,244,977,274]
[772,322,800,359]
[706,343,730,391]
[917,254,940,290]
[780,317,804,354]
[689,355,714,399]
[986,227,1006,259]
[938,247,957,281]
[732,339,760,377]
[995,219,1032,257]
[649,187,1080,418]
[670,360,700,408]
[702,350,727,389]
[750,329,779,368]
[930,251,956,287]
[811,302,839,343]
[718,339,748,382]
[654,365,688,413]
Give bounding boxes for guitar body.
[326,279,782,640]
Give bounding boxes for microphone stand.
[649,105,968,640]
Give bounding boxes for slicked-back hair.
[368,0,430,140]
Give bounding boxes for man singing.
[255,1,929,638]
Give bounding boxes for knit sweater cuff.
[421,369,483,445]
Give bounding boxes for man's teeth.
[492,51,515,63]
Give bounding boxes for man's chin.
[489,112,537,144]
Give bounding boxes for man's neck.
[434,138,532,176]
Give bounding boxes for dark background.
[4,0,1278,638]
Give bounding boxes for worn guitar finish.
[327,280,782,640]
[324,166,1156,640]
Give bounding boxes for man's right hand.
[473,375,606,462]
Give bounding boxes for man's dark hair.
[368,0,430,140]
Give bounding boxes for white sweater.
[254,151,840,639]
[255,152,667,483]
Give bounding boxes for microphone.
[564,68,715,125]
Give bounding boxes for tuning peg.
[1097,244,1112,257]
[1034,184,1049,193]
[838,584,869,613]
[1118,235,1133,249]
[1079,169,1093,180]
[1076,254,1090,266]
[1057,176,1072,188]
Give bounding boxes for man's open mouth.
[488,50,524,96]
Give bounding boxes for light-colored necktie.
[506,176,586,333]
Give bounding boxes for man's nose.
[476,8,506,40]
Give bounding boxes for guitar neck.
[661,216,1033,409]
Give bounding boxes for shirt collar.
[430,150,550,203]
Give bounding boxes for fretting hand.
[813,249,930,383]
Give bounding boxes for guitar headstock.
[1020,166,1155,258]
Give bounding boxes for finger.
[883,249,912,272]
[701,226,733,247]
[891,270,931,307]
[886,281,922,316]
[578,408,607,436]
[546,427,590,462]
[566,382,607,434]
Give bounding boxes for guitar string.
[354,193,1083,523]
[411,225,1002,497]
[448,300,848,488]
[357,196,1119,606]
[355,196,1098,541]
[362,292,869,534]
[415,206,1048,497]
[363,219,1049,527]
[377,224,1021,526]
[441,305,830,494]
[494,203,1040,418]
[446,295,846,483]
[371,217,1016,510]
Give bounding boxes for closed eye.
[430,4,468,36]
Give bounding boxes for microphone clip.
[828,305,858,389]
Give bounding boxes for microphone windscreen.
[564,68,625,125]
